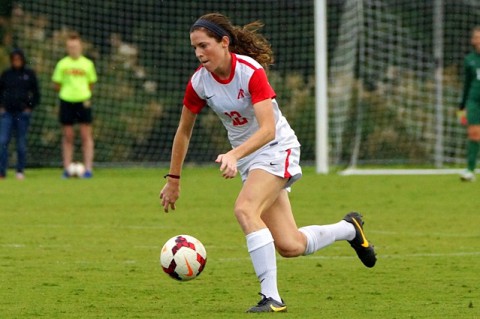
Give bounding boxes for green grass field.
[1,167,479,318]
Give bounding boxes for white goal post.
[315,0,329,173]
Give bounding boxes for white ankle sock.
[299,220,355,255]
[246,228,281,302]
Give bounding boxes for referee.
[52,32,97,178]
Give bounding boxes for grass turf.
[0,167,479,318]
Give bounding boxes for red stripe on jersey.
[284,149,292,178]
[183,80,206,114]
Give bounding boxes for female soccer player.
[459,26,480,182]
[160,13,376,313]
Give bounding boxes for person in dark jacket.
[0,48,40,179]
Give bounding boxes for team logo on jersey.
[237,88,245,99]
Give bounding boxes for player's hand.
[215,152,238,179]
[160,180,180,213]
[457,110,467,126]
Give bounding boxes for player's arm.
[216,99,275,178]
[217,68,276,178]
[52,62,63,92]
[233,99,275,159]
[160,106,197,212]
[169,105,197,176]
[53,82,61,92]
[460,57,473,110]
[458,58,472,125]
[88,62,97,93]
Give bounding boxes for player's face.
[66,39,83,59]
[190,30,230,76]
[471,31,480,53]
[11,54,23,69]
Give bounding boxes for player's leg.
[261,190,355,257]
[260,190,306,257]
[79,124,94,174]
[0,111,13,178]
[59,100,75,177]
[62,125,75,172]
[15,111,32,178]
[465,125,480,176]
[78,102,94,176]
[461,102,480,181]
[234,169,287,310]
[263,190,377,269]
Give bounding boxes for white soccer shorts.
[238,144,302,189]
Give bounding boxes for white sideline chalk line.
[339,168,480,176]
[216,251,480,262]
[0,224,169,229]
[2,242,479,259]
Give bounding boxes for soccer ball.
[160,235,207,281]
[67,162,86,177]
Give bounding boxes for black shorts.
[59,99,93,125]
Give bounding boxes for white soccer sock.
[246,228,281,302]
[299,220,355,255]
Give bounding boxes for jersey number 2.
[224,111,248,126]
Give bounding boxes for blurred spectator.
[0,48,40,179]
[52,32,97,178]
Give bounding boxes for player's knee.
[234,202,253,223]
[468,126,480,141]
[63,136,74,144]
[275,238,305,258]
[470,134,480,142]
[276,245,302,258]
[81,135,92,145]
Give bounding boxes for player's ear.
[221,36,230,48]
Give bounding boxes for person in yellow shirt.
[52,32,97,178]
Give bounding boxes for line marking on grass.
[214,251,480,262]
[371,230,479,237]
[3,241,479,261]
[0,224,169,229]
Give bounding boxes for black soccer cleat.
[343,212,377,268]
[246,293,287,313]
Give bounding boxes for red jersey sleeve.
[183,80,206,114]
[248,68,276,105]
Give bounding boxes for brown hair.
[191,13,274,70]
[472,26,480,35]
[67,32,81,41]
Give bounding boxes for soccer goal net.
[0,0,477,172]
[329,0,480,174]
[3,1,315,167]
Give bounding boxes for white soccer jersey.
[183,53,300,151]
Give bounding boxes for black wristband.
[164,174,180,179]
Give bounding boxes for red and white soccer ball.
[160,235,207,281]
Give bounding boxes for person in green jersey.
[52,32,97,178]
[459,26,480,181]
